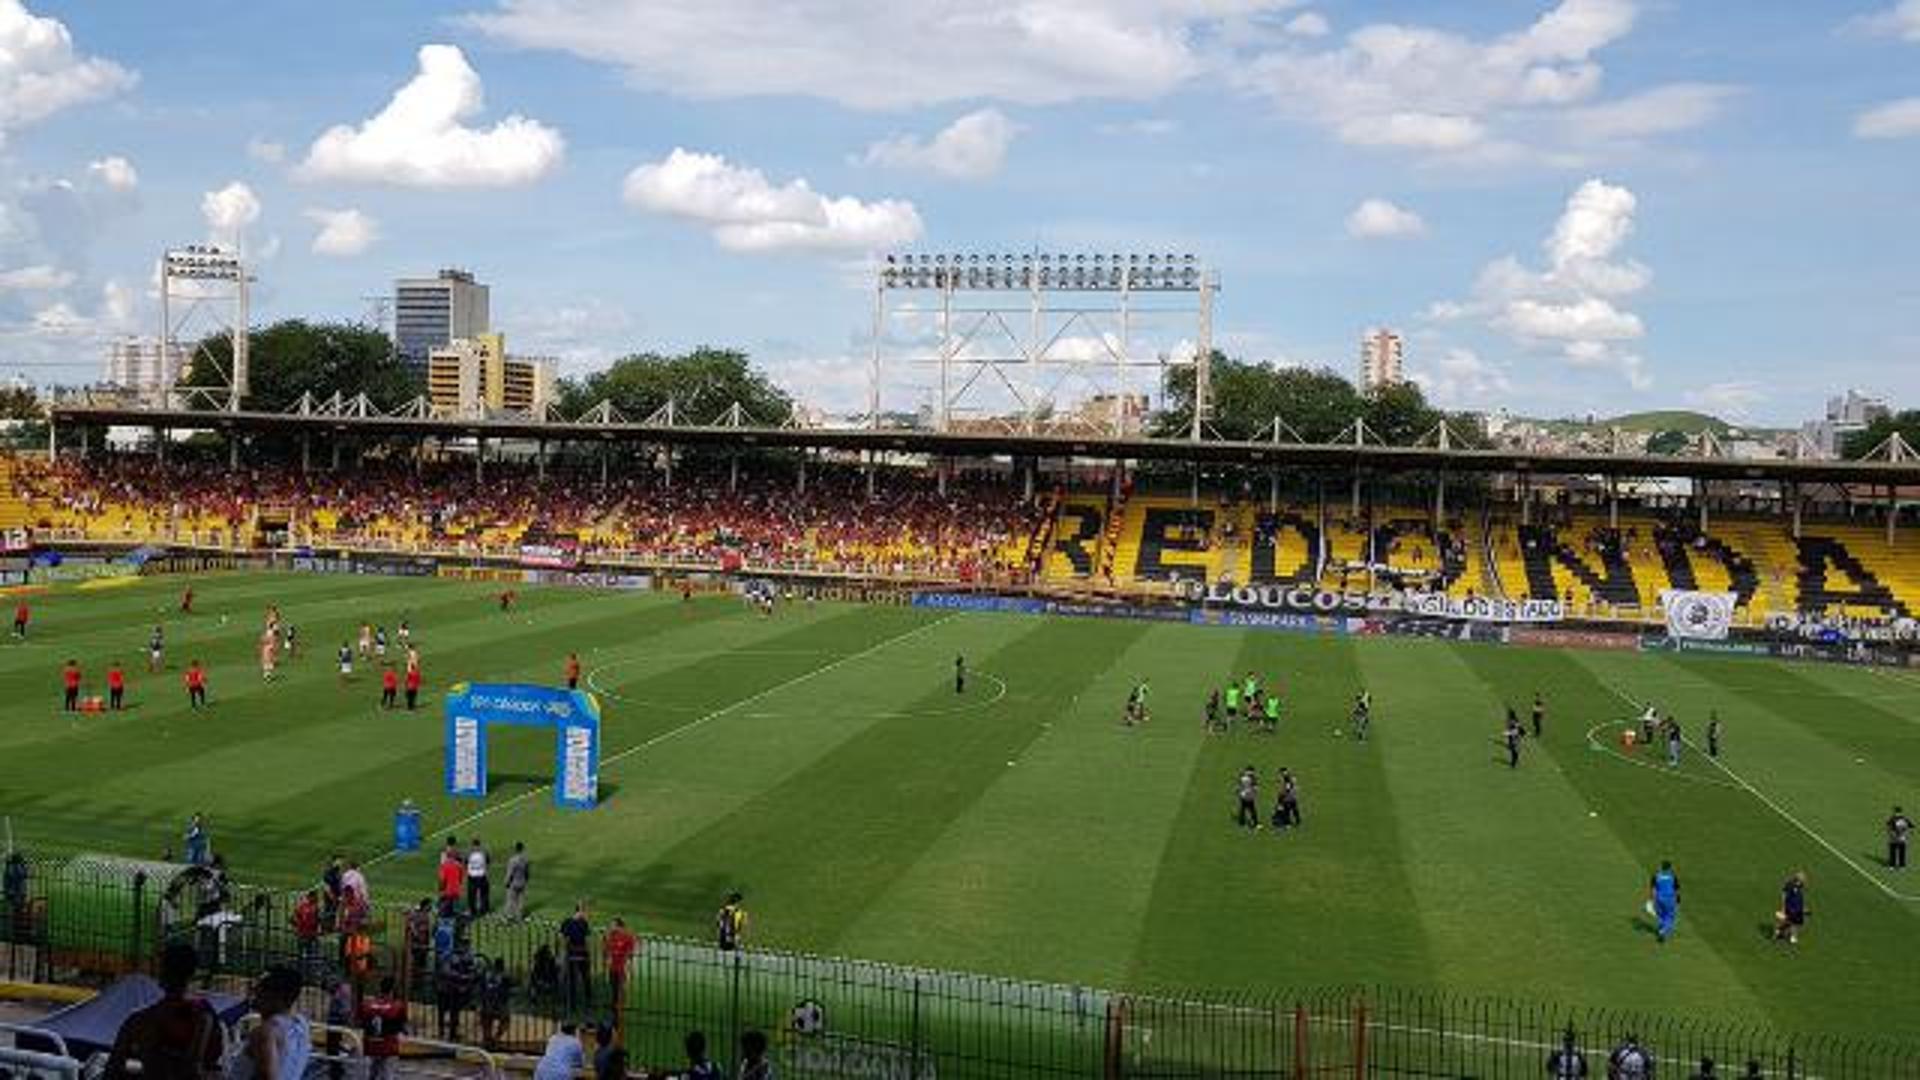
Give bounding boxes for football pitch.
[3,573,1917,1041]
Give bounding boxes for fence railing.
[3,854,1917,1079]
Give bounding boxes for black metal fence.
[3,854,1916,1078]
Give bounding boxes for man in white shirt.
[466,839,491,917]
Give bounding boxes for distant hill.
[1599,410,1733,435]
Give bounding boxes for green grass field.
[3,572,1917,1042]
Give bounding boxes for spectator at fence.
[324,977,354,1080]
[356,976,408,1080]
[104,941,225,1080]
[405,899,433,990]
[1607,1034,1652,1079]
[530,944,561,1004]
[504,842,531,921]
[738,1029,775,1080]
[477,956,514,1050]
[591,1023,617,1077]
[320,856,345,931]
[434,938,476,1042]
[289,890,321,976]
[228,965,310,1080]
[561,902,593,1009]
[596,1046,628,1080]
[533,1023,586,1080]
[681,1031,723,1080]
[2,851,27,937]
[1545,1026,1588,1077]
[605,917,639,1004]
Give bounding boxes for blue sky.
[2,0,1918,425]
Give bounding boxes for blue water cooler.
[393,800,422,853]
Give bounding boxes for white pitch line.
[1583,719,1742,791]
[367,614,957,866]
[1599,682,1920,904]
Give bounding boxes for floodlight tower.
[870,251,1215,437]
[158,245,249,411]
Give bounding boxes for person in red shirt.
[603,916,639,1006]
[436,847,464,916]
[380,664,398,710]
[61,659,81,711]
[356,976,409,1080]
[290,889,322,971]
[564,653,581,690]
[12,601,27,638]
[404,658,423,711]
[107,662,127,711]
[184,660,207,709]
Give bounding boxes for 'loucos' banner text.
[1179,581,1563,623]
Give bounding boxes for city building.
[427,333,554,417]
[1801,389,1890,458]
[394,269,489,371]
[1358,328,1404,394]
[102,337,188,406]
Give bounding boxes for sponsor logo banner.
[1509,626,1641,651]
[444,682,601,810]
[1399,592,1563,623]
[1177,581,1561,623]
[911,593,1046,615]
[518,544,579,570]
[1661,590,1736,641]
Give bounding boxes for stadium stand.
[13,451,1920,622]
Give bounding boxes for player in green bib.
[1224,684,1241,727]
[1263,693,1279,733]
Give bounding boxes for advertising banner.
[444,682,601,809]
[1397,592,1564,623]
[1660,590,1736,641]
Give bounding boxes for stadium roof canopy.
[46,400,1920,486]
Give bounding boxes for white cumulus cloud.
[304,208,380,256]
[1345,197,1426,238]
[1432,177,1652,389]
[858,109,1020,181]
[87,155,137,191]
[1858,0,1920,41]
[1284,11,1329,37]
[1231,0,1737,162]
[1855,97,1920,139]
[299,44,564,188]
[1409,347,1512,407]
[201,181,262,248]
[0,0,136,139]
[623,148,922,253]
[1683,381,1764,420]
[1563,83,1739,141]
[0,263,73,290]
[465,0,1290,109]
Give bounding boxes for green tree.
[556,347,792,425]
[1843,410,1920,459]
[1644,429,1691,456]
[1158,353,1443,443]
[0,386,43,421]
[1362,380,1446,445]
[179,320,412,413]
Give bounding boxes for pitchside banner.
[1660,590,1737,641]
[445,682,602,809]
[1178,581,1564,623]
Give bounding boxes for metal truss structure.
[868,252,1215,439]
[159,245,250,412]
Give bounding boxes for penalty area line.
[366,613,958,867]
[1599,682,1920,904]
